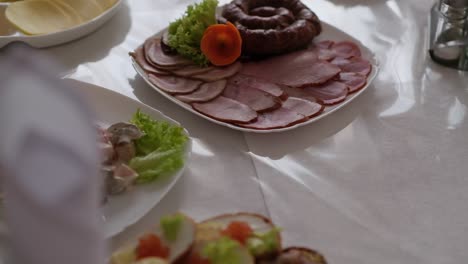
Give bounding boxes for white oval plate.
[131,21,379,133]
[66,79,192,238]
[0,0,122,48]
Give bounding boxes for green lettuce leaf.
[129,110,188,184]
[168,0,218,66]
[202,237,241,264]
[160,213,184,242]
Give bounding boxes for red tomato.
[221,221,253,245]
[135,234,170,260]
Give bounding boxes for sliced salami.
[148,74,202,95]
[192,61,242,82]
[339,72,367,93]
[130,47,170,75]
[331,57,372,76]
[192,96,257,124]
[175,80,226,103]
[237,107,307,130]
[331,41,362,59]
[228,74,286,99]
[283,97,324,118]
[144,38,193,68]
[223,81,281,112]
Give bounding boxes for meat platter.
[130,0,379,133]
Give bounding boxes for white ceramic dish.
[66,79,192,238]
[131,21,379,133]
[0,0,123,48]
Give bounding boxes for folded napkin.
[0,44,105,264]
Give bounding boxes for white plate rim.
[65,79,192,238]
[131,21,380,134]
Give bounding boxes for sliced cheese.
[95,0,117,10]
[54,0,103,21]
[5,0,81,35]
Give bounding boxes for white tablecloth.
[39,0,468,263]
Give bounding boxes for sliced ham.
[192,96,257,124]
[331,41,362,59]
[331,57,372,76]
[339,72,367,93]
[130,47,170,75]
[242,51,340,87]
[175,80,226,103]
[144,38,193,68]
[283,97,324,118]
[228,74,286,99]
[148,74,202,95]
[283,81,348,106]
[192,61,242,82]
[237,107,307,130]
[172,65,215,77]
[223,80,281,112]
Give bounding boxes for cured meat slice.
[228,74,286,99]
[283,81,348,106]
[172,65,215,77]
[316,40,334,49]
[310,40,336,61]
[316,48,336,61]
[192,96,257,124]
[130,47,170,75]
[175,80,226,103]
[242,52,340,87]
[303,81,348,105]
[283,97,324,118]
[331,41,362,59]
[144,38,193,67]
[237,107,307,130]
[282,61,341,87]
[192,61,242,82]
[339,72,367,93]
[331,57,372,76]
[241,49,317,76]
[223,80,281,112]
[148,74,202,95]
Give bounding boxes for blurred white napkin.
[0,45,105,264]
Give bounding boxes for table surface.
[40,0,468,263]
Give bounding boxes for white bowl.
[0,0,123,48]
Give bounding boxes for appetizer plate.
[0,0,122,48]
[131,21,379,133]
[66,79,192,238]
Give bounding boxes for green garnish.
[168,0,218,66]
[129,109,188,184]
[160,213,184,242]
[246,228,281,256]
[202,237,241,264]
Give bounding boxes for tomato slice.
[221,221,253,245]
[135,234,170,260]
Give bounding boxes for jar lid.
[440,0,468,19]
